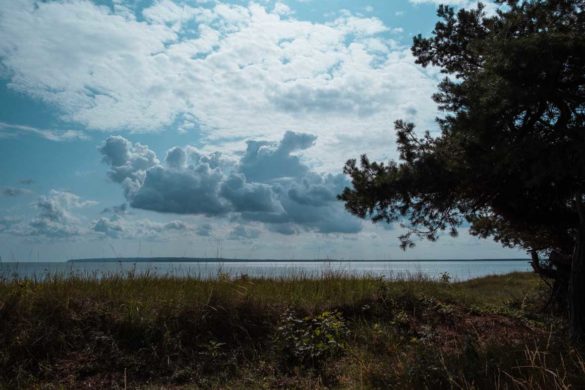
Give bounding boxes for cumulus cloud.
[93,216,124,238]
[220,174,280,213]
[132,165,229,215]
[92,214,194,239]
[100,132,362,235]
[24,190,96,238]
[273,2,292,16]
[0,0,439,171]
[1,188,225,243]
[228,225,261,240]
[196,223,213,237]
[101,203,129,215]
[268,223,298,235]
[165,146,187,169]
[0,216,20,233]
[99,136,160,196]
[240,131,316,182]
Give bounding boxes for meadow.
[0,271,583,389]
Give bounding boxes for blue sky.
[0,0,523,261]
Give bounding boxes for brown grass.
[0,271,582,389]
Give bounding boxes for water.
[0,260,531,281]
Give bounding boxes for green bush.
[275,309,350,367]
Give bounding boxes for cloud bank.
[100,132,362,235]
[0,189,206,241]
[92,214,195,240]
[0,0,439,170]
[15,190,96,238]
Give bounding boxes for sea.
[0,259,531,281]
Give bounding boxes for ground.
[0,271,583,389]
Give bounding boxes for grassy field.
[0,271,583,389]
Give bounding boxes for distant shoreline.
[66,257,530,263]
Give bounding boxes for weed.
[1,271,580,389]
[275,309,350,368]
[439,272,451,284]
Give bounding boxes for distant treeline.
[67,257,529,263]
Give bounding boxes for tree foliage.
[340,0,585,338]
[341,0,585,252]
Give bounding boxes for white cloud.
[142,0,201,27]
[197,223,213,236]
[0,121,88,141]
[1,192,204,241]
[273,2,292,16]
[228,224,261,240]
[93,214,196,239]
[100,132,362,234]
[99,135,160,197]
[0,0,439,173]
[8,190,98,238]
[0,0,177,130]
[0,216,20,233]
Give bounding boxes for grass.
[0,271,583,389]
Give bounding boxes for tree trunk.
[570,199,585,344]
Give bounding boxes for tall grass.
[0,271,582,389]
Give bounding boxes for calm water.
[0,260,531,281]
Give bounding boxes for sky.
[0,0,526,261]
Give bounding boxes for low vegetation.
[0,271,583,389]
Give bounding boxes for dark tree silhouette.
[339,0,585,342]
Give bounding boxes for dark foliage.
[2,274,584,388]
[339,0,585,340]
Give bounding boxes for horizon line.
[63,256,530,263]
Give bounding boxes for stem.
[570,194,585,344]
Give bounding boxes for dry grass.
[0,271,582,389]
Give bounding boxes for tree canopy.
[340,0,585,340]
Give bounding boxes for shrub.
[439,272,451,284]
[275,309,350,368]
